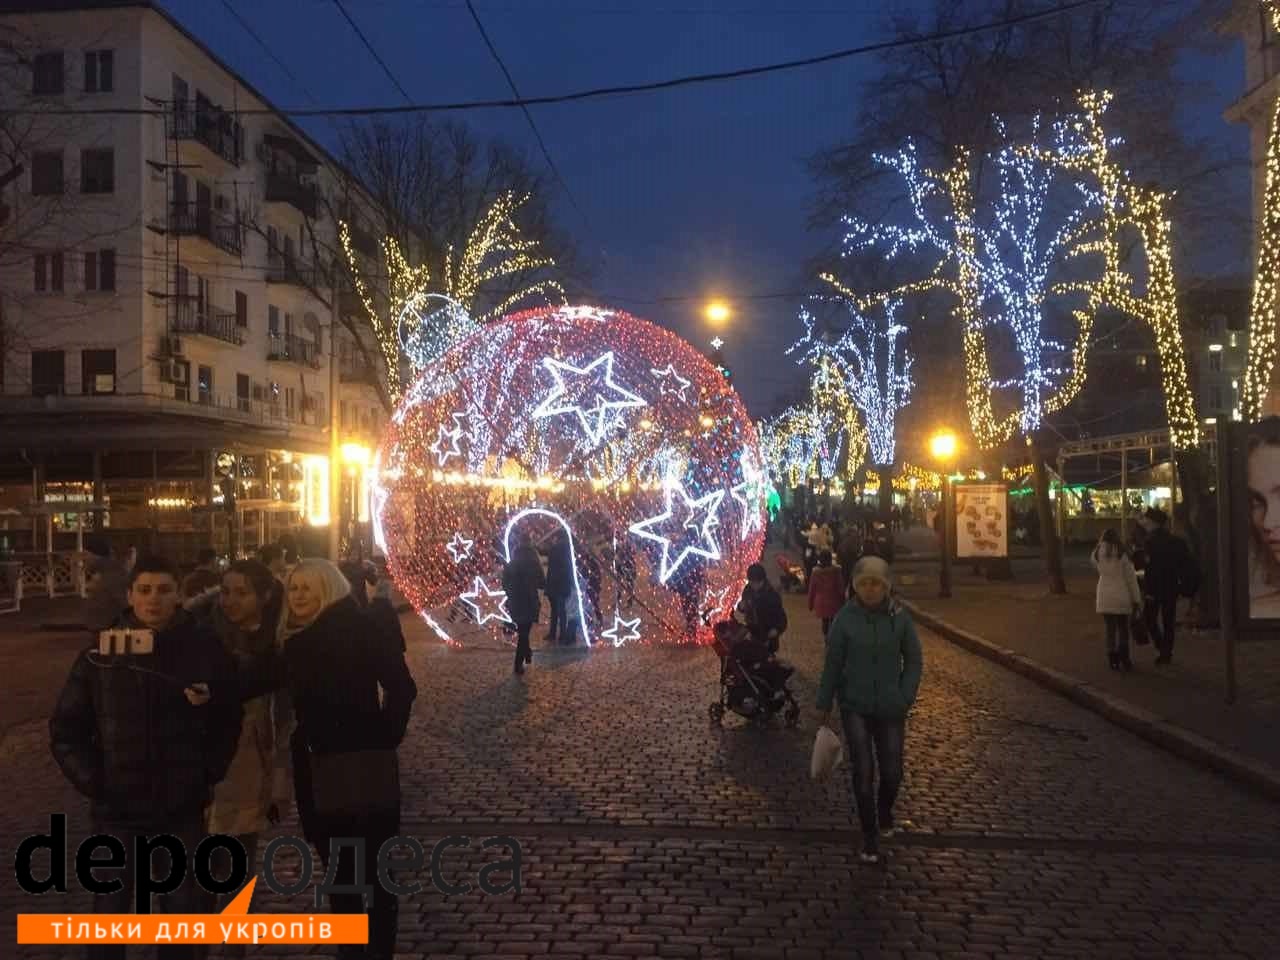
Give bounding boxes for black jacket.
[503,544,545,625]
[738,582,788,647]
[545,538,574,599]
[284,596,417,756]
[49,610,242,827]
[1144,527,1190,598]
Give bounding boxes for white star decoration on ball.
[601,616,641,646]
[459,577,511,625]
[429,419,465,466]
[532,351,647,444]
[650,364,692,402]
[701,583,735,620]
[629,480,724,583]
[446,532,474,564]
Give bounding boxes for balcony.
[339,352,379,386]
[167,203,242,257]
[172,300,244,346]
[266,255,322,290]
[172,102,242,166]
[264,173,318,219]
[267,332,320,368]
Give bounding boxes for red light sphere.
[372,305,767,648]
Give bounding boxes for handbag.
[810,724,844,782]
[308,748,400,816]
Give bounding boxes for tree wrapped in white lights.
[759,358,867,491]
[1245,0,1280,421]
[789,294,914,476]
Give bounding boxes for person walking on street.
[1142,508,1193,665]
[1092,529,1142,672]
[544,530,574,645]
[50,555,243,960]
[807,550,845,639]
[278,559,417,960]
[816,555,923,865]
[503,531,545,674]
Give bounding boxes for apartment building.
[0,0,396,558]
[1223,1,1278,414]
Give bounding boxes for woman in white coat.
[1093,528,1143,672]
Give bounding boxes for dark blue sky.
[162,0,1250,419]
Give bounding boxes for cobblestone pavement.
[4,589,1280,959]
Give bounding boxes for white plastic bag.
[810,724,843,782]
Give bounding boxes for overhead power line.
[331,0,415,104]
[218,0,320,106]
[463,0,600,248]
[14,0,1105,118]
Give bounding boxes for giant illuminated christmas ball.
[372,304,767,648]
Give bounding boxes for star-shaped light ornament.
[459,577,511,626]
[445,532,474,564]
[601,616,641,647]
[429,420,464,466]
[700,584,735,622]
[710,336,725,350]
[730,453,767,538]
[531,351,647,445]
[628,481,724,583]
[650,364,692,402]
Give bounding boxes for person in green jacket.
[815,555,923,864]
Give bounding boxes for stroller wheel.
[708,702,724,725]
[785,704,800,728]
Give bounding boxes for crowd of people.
[54,537,416,960]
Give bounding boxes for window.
[84,249,116,291]
[1210,385,1223,410]
[34,252,64,292]
[32,52,64,95]
[1135,355,1148,371]
[31,350,65,396]
[81,349,116,395]
[31,151,63,195]
[285,387,296,417]
[197,365,213,405]
[83,50,113,93]
[235,290,247,328]
[1230,332,1240,348]
[236,373,250,412]
[268,305,280,335]
[1209,351,1223,373]
[80,148,114,194]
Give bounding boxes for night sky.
[161,0,1251,421]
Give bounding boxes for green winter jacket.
[815,598,923,719]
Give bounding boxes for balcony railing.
[267,332,320,368]
[172,102,242,166]
[172,301,243,346]
[265,173,318,219]
[265,255,321,289]
[168,203,242,257]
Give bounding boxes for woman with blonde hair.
[278,558,417,960]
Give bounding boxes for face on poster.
[954,483,1008,558]
[1244,419,1280,622]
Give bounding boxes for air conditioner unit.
[159,359,188,384]
[163,335,184,356]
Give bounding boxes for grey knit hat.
[851,555,891,588]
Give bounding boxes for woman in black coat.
[278,559,417,960]
[503,531,545,673]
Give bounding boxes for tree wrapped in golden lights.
[339,191,566,402]
[758,358,867,491]
[1244,0,1280,421]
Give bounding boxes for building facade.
[0,0,396,562]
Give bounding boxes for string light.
[1244,0,1280,421]
[338,191,567,401]
[757,360,868,491]
[372,305,766,648]
[844,91,1200,450]
[790,291,913,469]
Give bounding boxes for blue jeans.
[840,712,905,852]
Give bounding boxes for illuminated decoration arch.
[1245,0,1280,421]
[372,305,766,648]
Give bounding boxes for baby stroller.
[708,620,800,728]
[775,553,805,593]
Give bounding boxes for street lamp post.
[930,431,958,599]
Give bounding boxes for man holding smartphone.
[50,554,242,959]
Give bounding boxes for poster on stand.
[953,482,1009,559]
[1220,418,1280,630]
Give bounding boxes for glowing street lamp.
[705,301,731,326]
[930,430,958,598]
